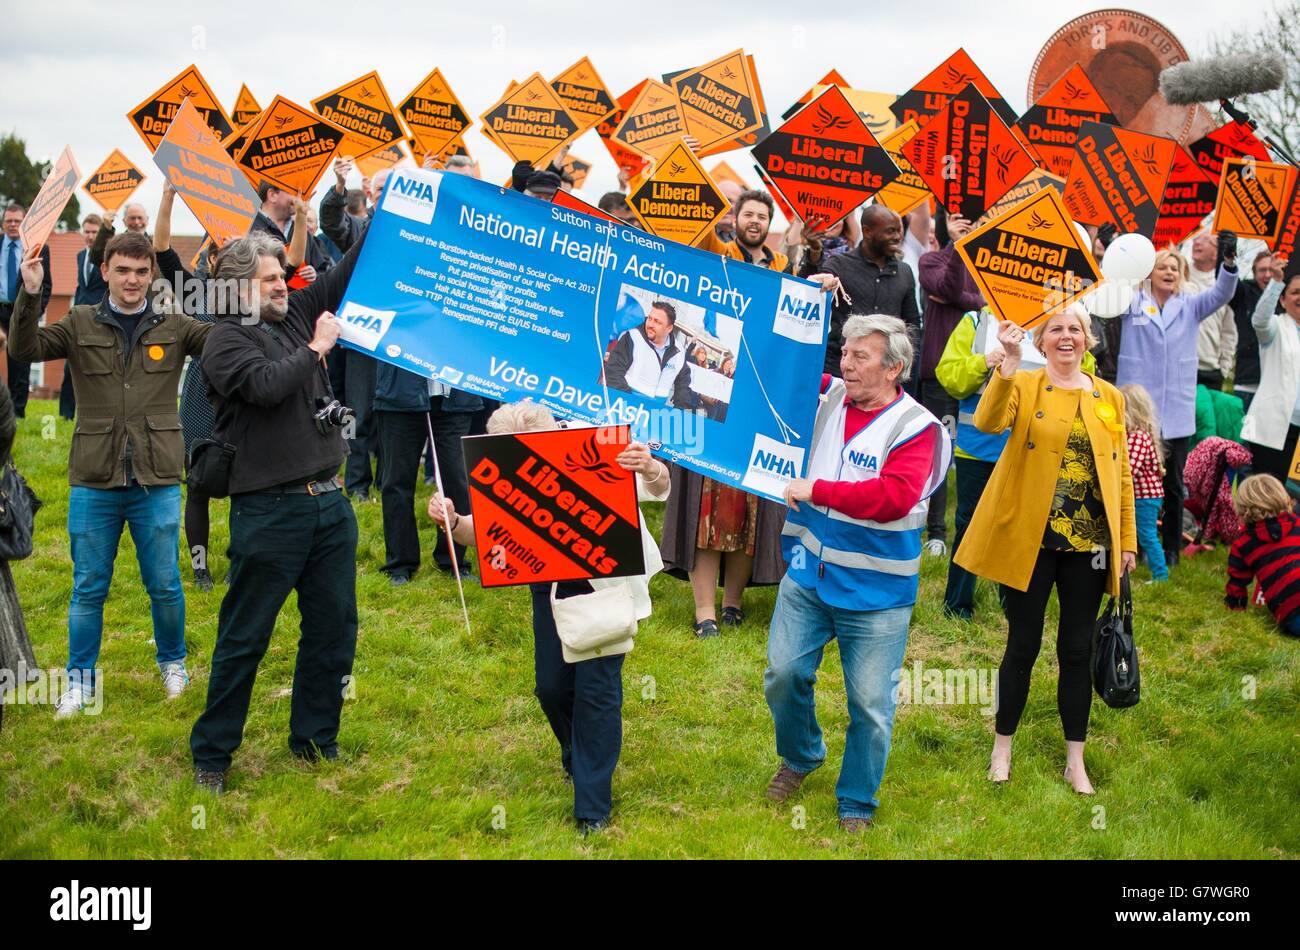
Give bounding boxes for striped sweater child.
[1225,510,1300,633]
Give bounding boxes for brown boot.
[839,817,873,833]
[765,763,809,802]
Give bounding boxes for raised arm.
[1187,262,1238,323]
[285,198,308,270]
[7,251,71,362]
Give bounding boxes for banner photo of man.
[334,167,828,503]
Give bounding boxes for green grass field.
[1,399,1296,858]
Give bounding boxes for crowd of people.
[0,136,1297,835]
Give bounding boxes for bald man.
[88,202,150,268]
[801,204,920,374]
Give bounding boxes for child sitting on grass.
[1225,474,1300,637]
[1121,384,1167,582]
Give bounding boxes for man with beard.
[801,204,920,375]
[190,228,368,792]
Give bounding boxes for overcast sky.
[1,0,1251,235]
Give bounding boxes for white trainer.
[161,663,190,699]
[924,539,947,558]
[54,685,87,719]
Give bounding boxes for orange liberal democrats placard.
[1213,157,1297,246]
[231,83,261,127]
[890,47,1017,129]
[627,140,728,245]
[1153,146,1218,249]
[669,49,764,155]
[399,68,472,162]
[1063,121,1177,238]
[598,81,652,178]
[559,153,593,190]
[1188,120,1271,180]
[127,64,234,151]
[1271,173,1300,258]
[695,53,771,157]
[974,167,1065,230]
[83,149,145,212]
[782,68,851,121]
[811,85,897,141]
[749,85,899,227]
[235,96,346,197]
[551,56,617,135]
[312,71,406,161]
[357,140,409,179]
[480,73,581,169]
[902,84,1036,222]
[875,120,931,217]
[1015,63,1120,179]
[611,79,686,163]
[19,146,80,254]
[462,426,645,588]
[153,98,259,247]
[956,186,1102,332]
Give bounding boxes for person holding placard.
[1239,255,1300,481]
[955,306,1136,794]
[1116,243,1237,565]
[766,314,950,830]
[9,232,210,717]
[429,402,670,835]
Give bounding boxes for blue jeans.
[764,575,913,819]
[1134,497,1167,580]
[68,485,186,688]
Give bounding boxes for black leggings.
[185,489,211,574]
[998,549,1108,742]
[1162,436,1189,554]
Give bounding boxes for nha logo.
[742,434,805,497]
[337,302,396,352]
[384,170,442,224]
[772,278,826,345]
[847,450,879,471]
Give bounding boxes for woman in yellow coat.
[954,304,1136,795]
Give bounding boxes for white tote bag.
[549,581,638,654]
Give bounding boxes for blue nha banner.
[335,167,829,502]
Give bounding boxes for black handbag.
[187,439,237,498]
[1093,573,1140,708]
[0,458,43,561]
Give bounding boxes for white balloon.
[1080,280,1135,319]
[1101,233,1157,282]
[1074,222,1090,248]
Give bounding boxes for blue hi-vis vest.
[957,312,1013,463]
[782,383,952,611]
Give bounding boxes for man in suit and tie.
[60,214,109,420]
[0,202,53,418]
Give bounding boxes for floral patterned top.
[1043,409,1109,551]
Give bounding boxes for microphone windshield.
[1159,54,1285,105]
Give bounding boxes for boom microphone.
[1159,53,1286,106]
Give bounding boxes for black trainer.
[194,769,225,795]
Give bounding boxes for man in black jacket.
[0,202,53,417]
[801,204,920,375]
[189,227,366,794]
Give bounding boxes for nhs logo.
[772,278,826,345]
[742,433,805,498]
[382,169,442,224]
[337,301,396,352]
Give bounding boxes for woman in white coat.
[1241,255,1300,481]
[429,400,669,835]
